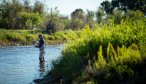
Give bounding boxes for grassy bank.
[0,29,68,46]
[36,18,146,84]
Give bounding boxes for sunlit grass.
[48,18,146,83]
[0,29,68,45]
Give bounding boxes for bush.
[47,17,146,83]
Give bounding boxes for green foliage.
[51,54,83,80]
[98,3,146,25]
[0,29,71,45]
[96,7,106,23]
[0,0,45,29]
[18,11,42,29]
[92,43,141,84]
[0,29,35,45]
[71,9,85,19]
[5,33,26,42]
[71,18,83,30]
[70,9,85,30]
[100,0,146,15]
[45,8,67,34]
[100,1,113,14]
[47,16,146,83]
[53,32,66,40]
[33,1,45,14]
[0,29,38,44]
[123,10,145,21]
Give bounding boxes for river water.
[0,45,62,84]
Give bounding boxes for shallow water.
[0,45,62,84]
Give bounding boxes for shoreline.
[0,40,65,46]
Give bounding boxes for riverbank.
[0,39,65,46]
[0,29,67,46]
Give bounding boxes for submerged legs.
[39,49,45,62]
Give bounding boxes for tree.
[33,1,44,15]
[0,0,46,29]
[100,1,113,14]
[71,9,85,20]
[23,0,32,12]
[112,9,124,24]
[71,18,83,30]
[123,10,145,21]
[60,15,71,30]
[86,10,95,28]
[46,7,65,34]
[0,0,24,29]
[95,7,106,24]
[71,9,85,30]
[18,11,42,29]
[100,0,146,15]
[117,0,146,14]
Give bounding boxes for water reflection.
[38,48,46,78]
[39,60,46,77]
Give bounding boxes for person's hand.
[34,41,39,47]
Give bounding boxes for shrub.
[48,17,146,83]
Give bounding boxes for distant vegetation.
[0,29,68,45]
[0,0,96,33]
[1,0,146,46]
[0,0,145,34]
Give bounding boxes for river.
[0,45,62,84]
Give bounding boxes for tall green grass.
[0,29,39,45]
[47,18,146,83]
[0,29,68,45]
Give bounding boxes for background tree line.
[0,0,146,34]
[98,0,146,24]
[0,0,45,29]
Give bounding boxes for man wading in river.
[35,34,46,62]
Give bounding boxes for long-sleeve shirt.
[35,38,45,50]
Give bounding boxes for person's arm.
[34,41,39,48]
[34,40,41,48]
